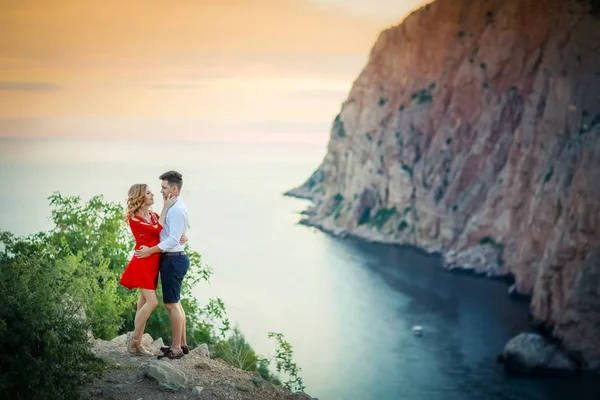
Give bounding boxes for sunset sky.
[1,0,428,142]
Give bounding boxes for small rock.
[443,243,504,277]
[153,337,165,348]
[192,343,210,358]
[251,376,265,387]
[195,361,211,370]
[502,332,579,376]
[111,334,128,345]
[144,359,188,391]
[507,283,529,300]
[141,333,154,347]
[192,386,204,396]
[236,384,251,392]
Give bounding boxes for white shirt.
[158,197,188,252]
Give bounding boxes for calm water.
[0,138,597,400]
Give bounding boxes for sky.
[0,0,429,143]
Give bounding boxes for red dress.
[119,211,162,290]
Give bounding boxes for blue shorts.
[159,253,190,304]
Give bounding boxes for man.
[135,170,189,359]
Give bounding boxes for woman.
[119,183,183,356]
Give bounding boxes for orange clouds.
[1,0,391,66]
[0,0,428,139]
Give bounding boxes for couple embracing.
[119,170,190,360]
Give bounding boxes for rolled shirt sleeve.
[157,207,187,251]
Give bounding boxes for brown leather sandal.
[160,345,189,355]
[157,348,184,360]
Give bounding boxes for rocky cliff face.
[287,0,600,368]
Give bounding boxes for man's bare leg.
[164,302,183,353]
[180,303,187,348]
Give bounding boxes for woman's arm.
[158,194,177,226]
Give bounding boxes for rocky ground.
[82,334,316,400]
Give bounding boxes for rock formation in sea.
[286,0,600,370]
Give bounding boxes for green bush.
[212,327,260,372]
[369,207,398,229]
[38,192,217,346]
[0,244,105,399]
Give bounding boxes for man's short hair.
[159,170,183,190]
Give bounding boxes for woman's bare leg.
[136,293,148,337]
[132,289,158,342]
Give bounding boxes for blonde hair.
[125,184,148,221]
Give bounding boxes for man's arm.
[135,208,187,258]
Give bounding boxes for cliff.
[286,0,600,368]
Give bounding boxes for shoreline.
[285,190,523,289]
[283,190,594,376]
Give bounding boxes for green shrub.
[369,208,398,229]
[357,207,372,225]
[212,327,260,371]
[267,332,305,392]
[0,245,105,399]
[333,114,346,138]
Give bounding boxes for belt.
[162,251,186,256]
